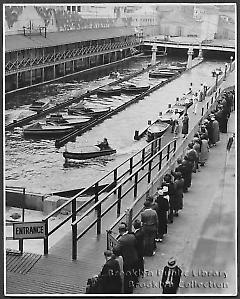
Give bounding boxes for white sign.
[13,222,46,239]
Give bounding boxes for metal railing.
[106,76,233,246]
[42,136,163,255]
[5,186,26,253]
[71,138,177,259]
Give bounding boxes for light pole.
[230,56,233,71]
[215,69,220,91]
[223,63,228,81]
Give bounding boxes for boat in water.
[96,86,122,96]
[120,83,150,94]
[149,70,178,78]
[46,114,92,127]
[146,120,170,142]
[29,100,50,112]
[23,122,74,137]
[63,145,116,161]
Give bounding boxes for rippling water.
[5,56,226,193]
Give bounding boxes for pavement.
[5,69,236,295]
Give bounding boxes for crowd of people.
[86,87,234,295]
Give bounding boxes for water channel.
[5,55,227,194]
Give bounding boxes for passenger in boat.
[98,138,110,150]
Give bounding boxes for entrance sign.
[13,222,46,239]
[107,232,118,250]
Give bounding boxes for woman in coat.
[181,113,189,137]
[211,116,220,145]
[154,189,169,242]
[173,172,184,215]
[199,136,209,166]
[161,174,175,223]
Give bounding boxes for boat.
[97,86,122,96]
[63,145,116,160]
[147,120,170,142]
[68,105,111,117]
[29,100,50,112]
[120,83,150,94]
[23,122,74,137]
[149,70,178,78]
[46,114,92,127]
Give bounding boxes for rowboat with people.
[63,138,116,160]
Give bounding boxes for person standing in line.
[199,135,209,166]
[112,246,124,294]
[133,219,144,279]
[161,257,182,294]
[154,188,169,242]
[98,250,122,294]
[203,82,208,98]
[192,138,201,172]
[141,200,158,257]
[186,143,198,173]
[116,224,138,293]
[211,116,220,146]
[173,172,184,215]
[181,113,189,138]
[161,174,175,224]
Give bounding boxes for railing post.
[167,144,171,160]
[129,157,133,179]
[72,223,77,260]
[148,160,152,183]
[43,219,48,255]
[95,182,99,204]
[158,137,162,152]
[141,148,145,169]
[97,203,102,235]
[151,141,154,156]
[158,151,163,171]
[211,97,213,104]
[72,198,76,223]
[207,102,209,110]
[134,173,138,198]
[117,186,122,217]
[127,208,133,233]
[173,138,177,152]
[113,169,117,194]
[201,107,204,116]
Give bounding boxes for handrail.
[43,137,160,221]
[71,138,176,227]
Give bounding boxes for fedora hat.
[168,257,177,267]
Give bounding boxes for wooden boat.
[23,122,74,137]
[97,86,122,96]
[149,70,178,78]
[63,145,116,160]
[147,120,170,142]
[120,83,150,94]
[46,114,92,127]
[68,105,111,117]
[29,100,50,112]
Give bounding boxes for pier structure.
[5,27,141,94]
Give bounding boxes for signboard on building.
[13,222,46,239]
[107,231,119,250]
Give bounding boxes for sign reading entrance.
[107,232,118,250]
[13,222,46,239]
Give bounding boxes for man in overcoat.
[161,257,182,294]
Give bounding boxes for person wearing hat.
[211,116,220,146]
[141,200,158,257]
[161,257,182,294]
[115,223,138,293]
[133,219,144,278]
[154,188,169,242]
[199,135,209,166]
[161,174,175,223]
[181,113,189,138]
[173,172,184,215]
[98,249,122,294]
